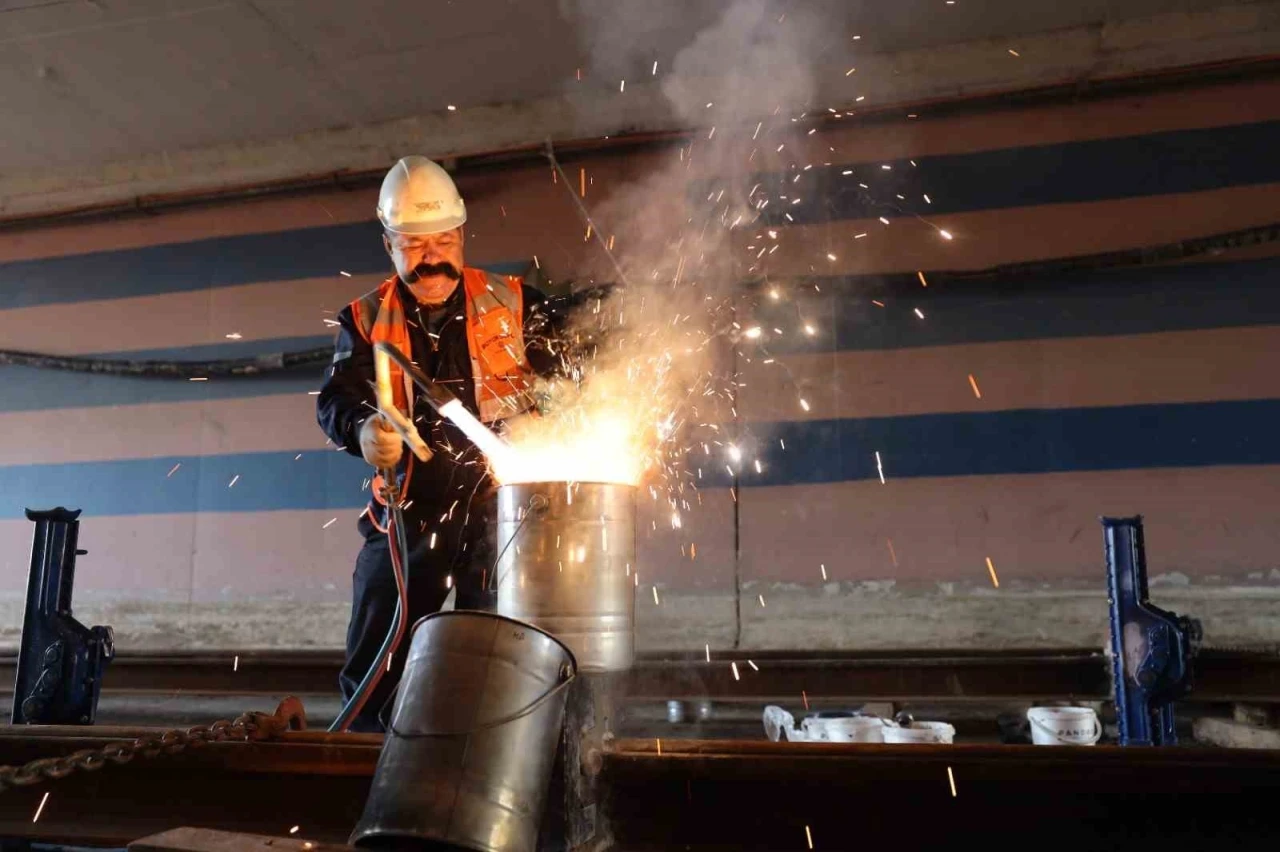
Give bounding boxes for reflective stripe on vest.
[350,269,534,424]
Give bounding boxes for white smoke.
[501,0,837,490]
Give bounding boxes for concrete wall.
[3,77,1280,653]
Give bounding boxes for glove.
[359,416,403,469]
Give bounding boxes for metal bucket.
[494,482,636,672]
[349,610,576,852]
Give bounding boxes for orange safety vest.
[349,268,535,525]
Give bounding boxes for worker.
[317,155,563,732]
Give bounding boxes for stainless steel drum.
[349,610,576,852]
[494,482,637,672]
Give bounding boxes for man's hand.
[359,416,403,469]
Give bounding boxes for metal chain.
[0,696,305,793]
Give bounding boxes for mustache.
[403,261,462,284]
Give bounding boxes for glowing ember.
[968,374,982,398]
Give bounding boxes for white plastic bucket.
[1027,706,1101,745]
[882,721,955,744]
[802,715,886,743]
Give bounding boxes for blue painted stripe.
[752,257,1280,354]
[0,228,532,309]
[5,399,1278,516]
[758,120,1280,225]
[2,450,371,519]
[721,399,1280,489]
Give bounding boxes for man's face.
[384,227,465,305]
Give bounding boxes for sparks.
[233,654,239,671]
[1008,48,1020,57]
[820,563,828,580]
[652,59,658,75]
[947,766,958,796]
[224,332,243,339]
[754,459,762,473]
[228,474,240,488]
[323,517,337,529]
[914,308,925,319]
[799,398,810,412]
[968,374,982,398]
[879,217,890,225]
[939,229,954,240]
[986,556,1000,588]
[189,376,208,382]
[446,104,457,111]
[875,451,885,484]
[289,827,301,835]
[705,643,711,662]
[744,327,762,339]
[802,689,809,709]
[653,585,660,605]
[731,661,740,680]
[917,271,928,287]
[748,659,759,671]
[805,825,814,849]
[924,193,932,204]
[429,532,438,549]
[446,574,453,589]
[757,594,766,607]
[620,79,625,92]
[888,538,898,566]
[826,253,837,261]
[339,271,352,277]
[32,791,49,823]
[845,67,856,75]
[166,463,181,478]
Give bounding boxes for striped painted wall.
[2,76,1279,651]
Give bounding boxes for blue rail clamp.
[1103,515,1201,746]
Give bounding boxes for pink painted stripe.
[738,466,1280,586]
[739,325,1280,422]
[0,274,373,357]
[636,486,735,591]
[0,189,376,264]
[0,493,733,607]
[0,394,330,466]
[0,510,360,603]
[749,183,1280,276]
[787,77,1280,164]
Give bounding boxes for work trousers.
[339,512,494,732]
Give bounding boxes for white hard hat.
[376,156,467,236]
